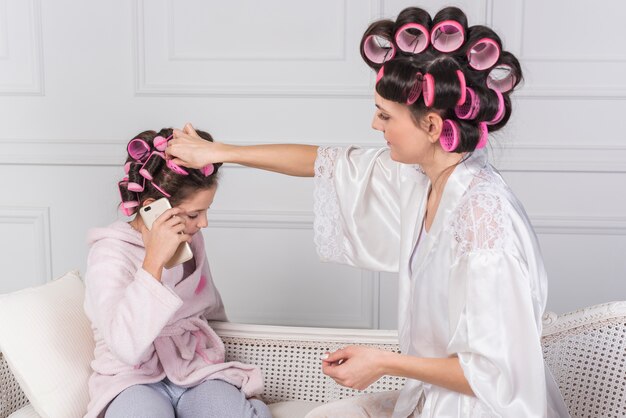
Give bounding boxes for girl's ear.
[423,112,444,144]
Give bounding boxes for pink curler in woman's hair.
[487,88,505,125]
[431,20,465,53]
[200,164,215,177]
[486,64,517,93]
[406,72,424,105]
[456,70,466,106]
[476,122,489,149]
[455,87,480,120]
[422,73,435,107]
[363,34,396,64]
[395,23,430,54]
[467,37,500,70]
[440,119,460,152]
[127,138,151,163]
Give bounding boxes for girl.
[83,128,271,418]
[166,7,570,418]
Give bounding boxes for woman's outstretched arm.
[166,123,318,177]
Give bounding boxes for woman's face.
[371,92,433,164]
[175,187,217,236]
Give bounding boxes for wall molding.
[0,206,52,283]
[0,0,44,95]
[133,0,380,97]
[2,139,625,173]
[207,209,379,328]
[531,215,626,236]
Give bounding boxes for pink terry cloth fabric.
[83,221,263,418]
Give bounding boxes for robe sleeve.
[447,251,548,417]
[446,189,548,416]
[313,146,403,272]
[84,240,183,365]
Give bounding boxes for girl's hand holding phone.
[141,207,190,281]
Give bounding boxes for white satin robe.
[312,146,570,417]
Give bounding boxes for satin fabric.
[312,147,570,417]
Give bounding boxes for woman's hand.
[166,123,232,169]
[321,346,390,391]
[140,207,190,280]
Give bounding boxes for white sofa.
[1,273,625,418]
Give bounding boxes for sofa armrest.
[210,321,405,404]
[0,352,29,418]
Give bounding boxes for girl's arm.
[166,124,318,177]
[322,346,474,396]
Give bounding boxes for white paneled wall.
[1,0,624,329]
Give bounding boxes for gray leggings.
[104,378,272,418]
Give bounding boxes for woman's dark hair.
[119,128,221,215]
[362,6,523,153]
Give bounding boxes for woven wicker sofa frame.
[2,301,625,418]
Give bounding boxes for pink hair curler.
[440,119,460,152]
[124,161,131,174]
[431,20,465,53]
[363,34,396,64]
[406,72,423,105]
[476,122,489,149]
[376,66,385,84]
[166,159,189,175]
[467,38,500,70]
[394,23,430,54]
[456,70,466,106]
[422,73,435,107]
[153,135,172,152]
[127,138,151,162]
[127,179,144,192]
[455,87,480,120]
[486,64,517,93]
[487,88,505,125]
[200,164,215,177]
[150,181,171,198]
[139,151,165,180]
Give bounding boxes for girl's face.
[175,187,217,236]
[371,92,433,164]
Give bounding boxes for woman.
[165,6,569,417]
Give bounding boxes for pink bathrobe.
[83,221,263,418]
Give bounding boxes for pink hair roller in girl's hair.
[376,66,385,84]
[467,38,500,71]
[153,134,173,152]
[166,159,189,175]
[431,20,465,53]
[200,164,215,177]
[395,23,430,54]
[127,138,151,162]
[406,72,423,105]
[139,151,165,180]
[440,119,460,152]
[363,35,396,64]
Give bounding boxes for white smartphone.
[139,197,193,269]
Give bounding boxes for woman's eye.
[187,214,198,219]
[378,113,390,121]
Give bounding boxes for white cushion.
[269,400,324,418]
[0,271,94,418]
[8,404,41,418]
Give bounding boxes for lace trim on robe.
[449,169,513,257]
[313,147,344,262]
